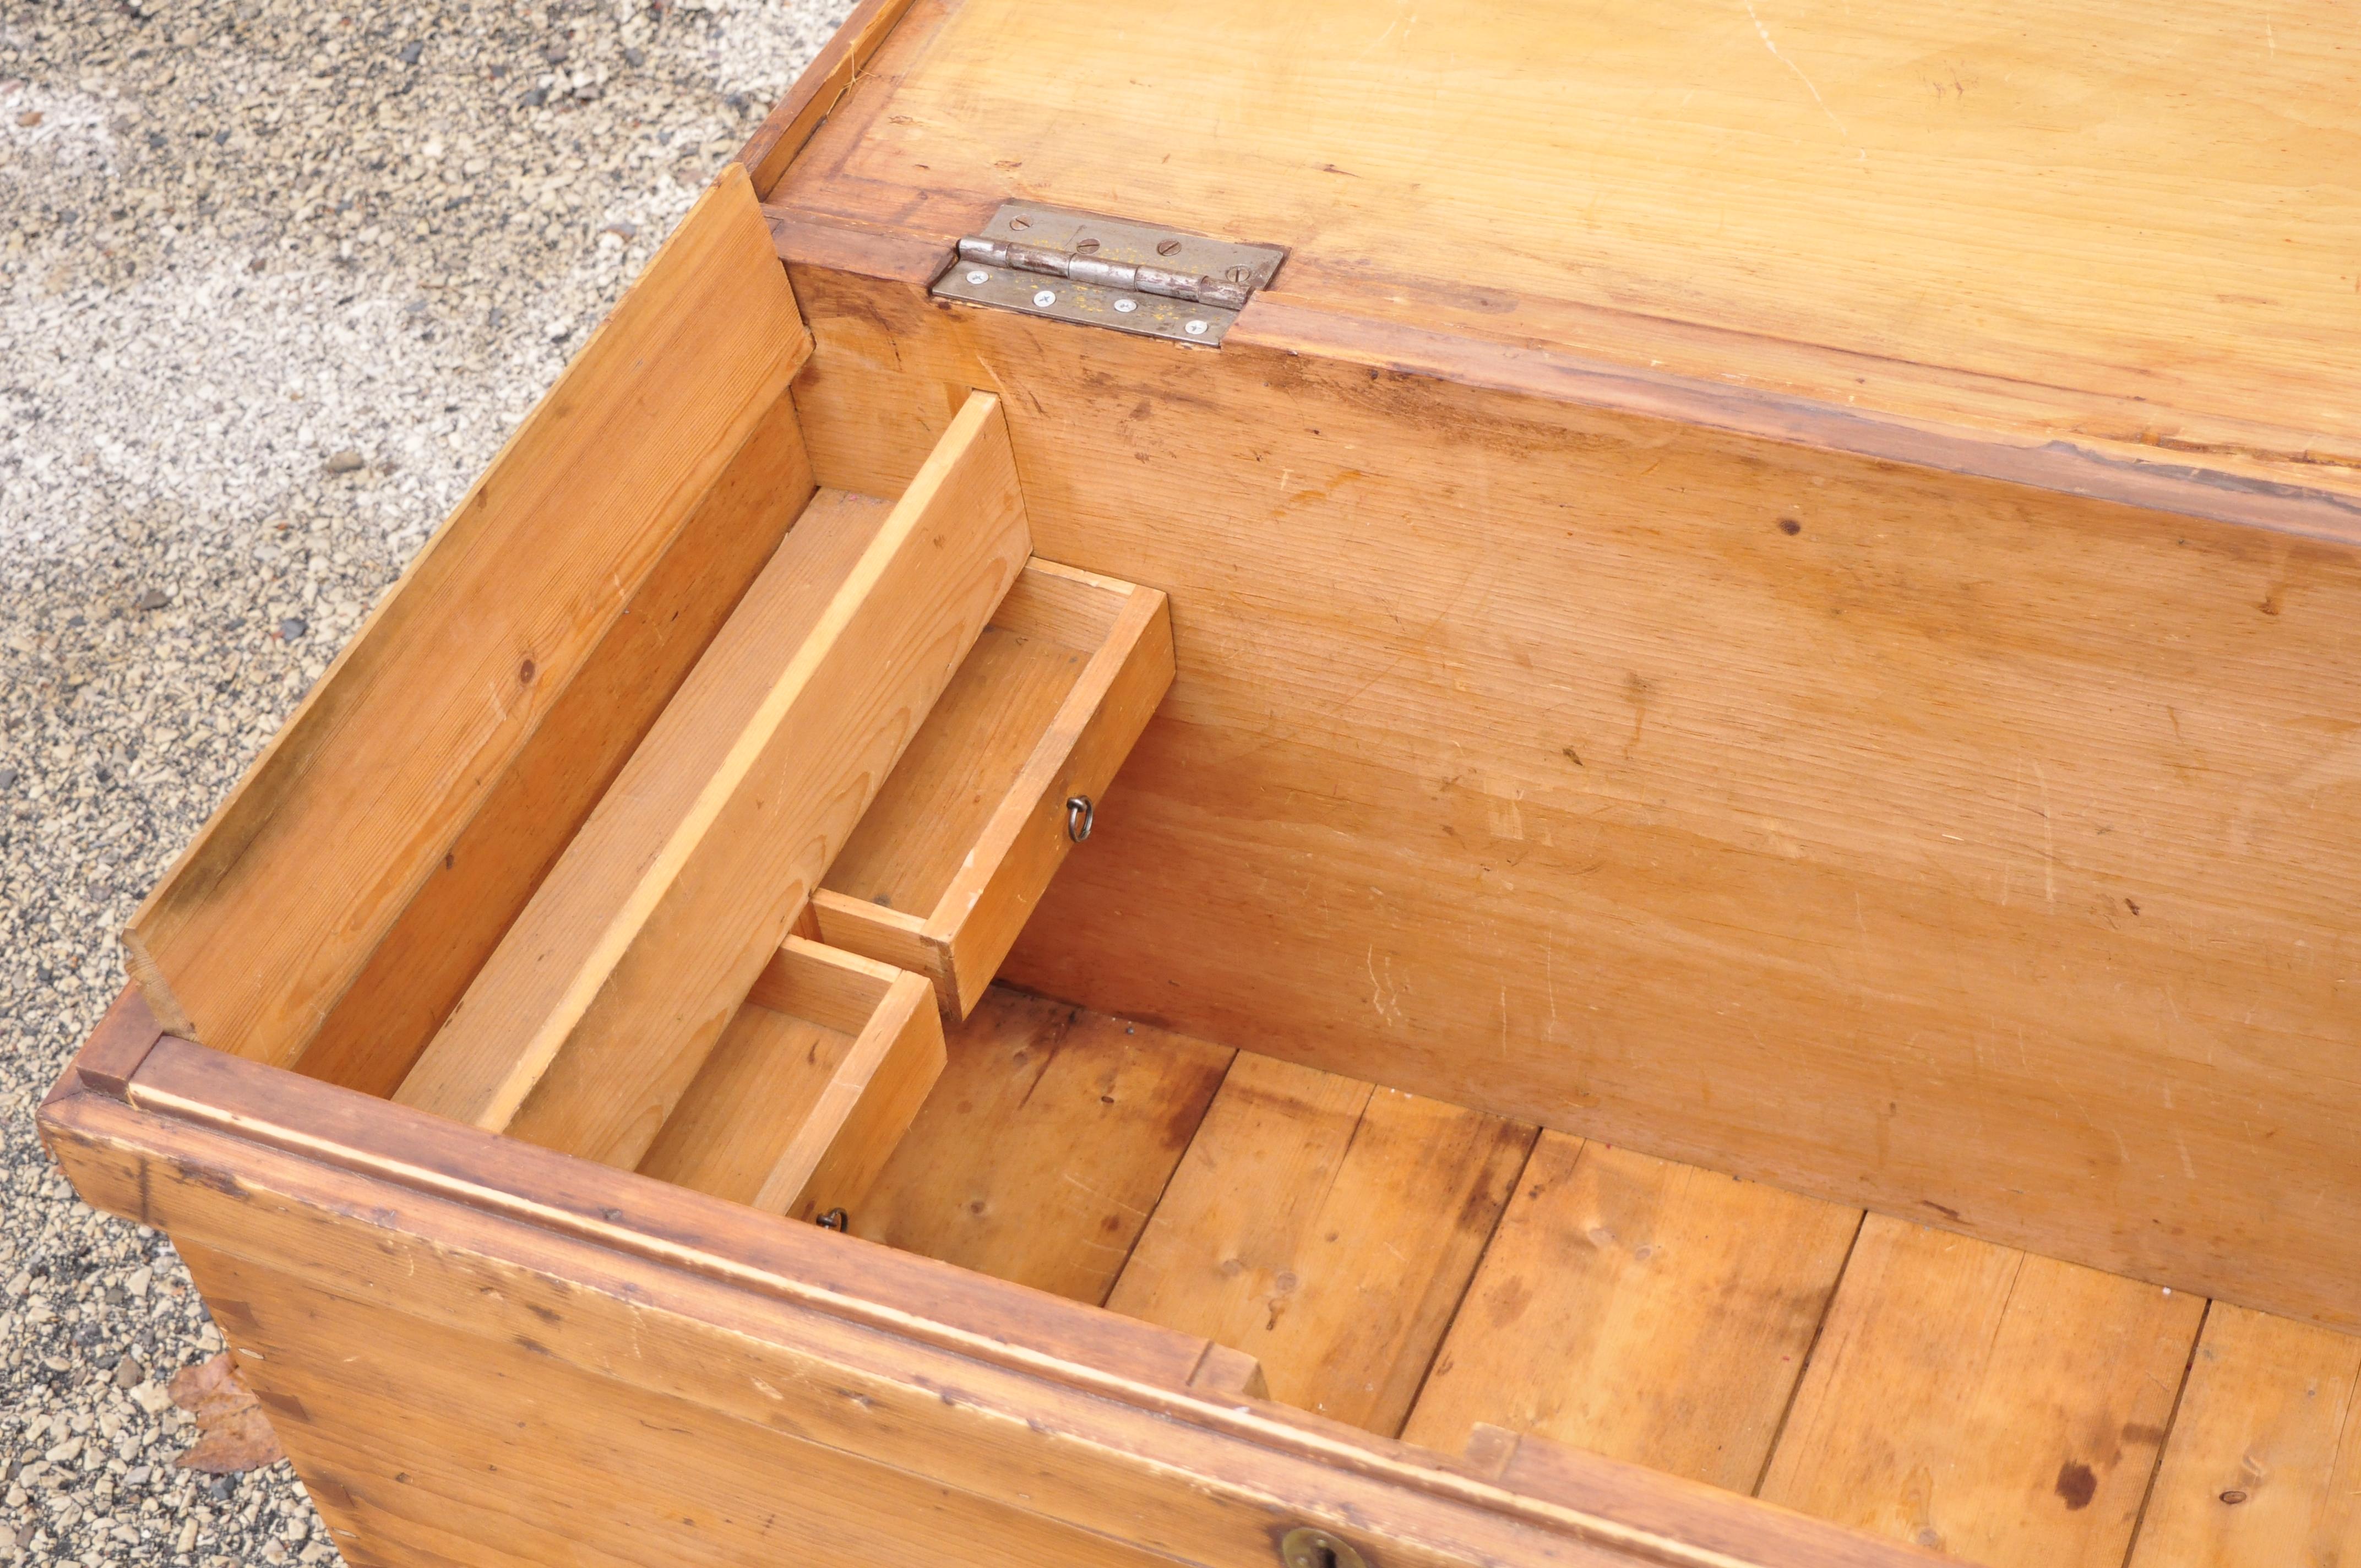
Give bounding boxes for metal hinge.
[931,202,1287,347]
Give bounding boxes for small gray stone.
[323,450,365,474]
[279,617,308,640]
[132,588,169,611]
[398,40,423,64]
[113,1355,146,1389]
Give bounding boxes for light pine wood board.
[788,265,2361,1335]
[393,487,893,1129]
[293,388,815,1100]
[122,166,806,1071]
[776,0,2361,484]
[637,939,944,1221]
[822,624,1087,918]
[1106,1053,1533,1436]
[1402,1132,1860,1493]
[399,393,1031,1169]
[2129,1303,2361,1568]
[173,1242,1183,1568]
[1758,1214,2204,1566]
[848,987,1233,1304]
[49,1051,1944,1568]
[815,559,1175,1019]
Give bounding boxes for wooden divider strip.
[397,392,1030,1168]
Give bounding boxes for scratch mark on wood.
[1741,0,1849,145]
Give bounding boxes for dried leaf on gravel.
[168,1352,286,1473]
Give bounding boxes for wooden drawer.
[39,1,2361,1566]
[639,936,944,1223]
[814,558,1173,1018]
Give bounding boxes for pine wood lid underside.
[768,0,2361,511]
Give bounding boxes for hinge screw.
[1113,298,1138,314]
[966,269,989,285]
[1033,288,1057,307]
[1156,238,1181,255]
[1184,319,1209,336]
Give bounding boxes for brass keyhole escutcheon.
[1279,1526,1368,1568]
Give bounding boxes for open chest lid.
[755,0,2361,536]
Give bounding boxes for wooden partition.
[815,560,1173,1016]
[396,395,1030,1168]
[124,166,812,1079]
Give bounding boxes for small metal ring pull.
[1066,795,1095,843]
[814,1208,848,1231]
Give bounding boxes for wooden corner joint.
[65,983,170,1100]
[1186,1340,1269,1402]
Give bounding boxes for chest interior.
[101,69,2361,1565]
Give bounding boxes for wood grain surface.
[775,0,2361,508]
[399,394,1030,1168]
[784,263,2361,1335]
[849,987,1231,1303]
[2129,1304,2361,1568]
[122,166,805,1071]
[1758,1216,2204,1566]
[1404,1133,1860,1492]
[1107,1053,1532,1435]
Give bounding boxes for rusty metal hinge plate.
[930,202,1287,347]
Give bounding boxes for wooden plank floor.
[1757,1217,2202,1566]
[847,987,1231,1304]
[1402,1130,1861,1494]
[855,989,2361,1567]
[1104,1053,1532,1434]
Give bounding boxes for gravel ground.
[0,0,846,1560]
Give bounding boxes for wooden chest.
[41,2,2361,1565]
